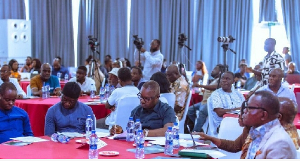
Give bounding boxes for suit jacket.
[249,120,297,159]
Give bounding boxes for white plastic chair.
[26,85,31,97]
[206,97,219,137]
[160,93,176,108]
[114,96,140,130]
[217,117,244,159]
[179,91,192,134]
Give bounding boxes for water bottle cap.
[129,117,133,120]
[91,130,96,133]
[87,115,91,118]
[174,122,178,126]
[168,126,172,130]
[138,130,143,133]
[136,119,140,122]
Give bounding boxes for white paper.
[10,136,49,143]
[179,139,208,147]
[58,132,84,138]
[96,132,110,138]
[180,149,226,158]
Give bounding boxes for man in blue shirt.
[0,82,33,143]
[51,58,69,80]
[44,82,95,136]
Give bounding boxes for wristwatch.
[144,129,149,137]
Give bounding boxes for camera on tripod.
[133,35,144,50]
[217,35,235,43]
[88,35,99,51]
[178,33,188,48]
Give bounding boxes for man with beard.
[51,58,69,80]
[131,66,146,90]
[30,63,61,96]
[134,39,163,81]
[68,66,96,95]
[44,82,95,136]
[20,56,32,73]
[186,64,222,132]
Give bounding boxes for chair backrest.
[115,96,141,130]
[160,93,176,108]
[296,92,300,114]
[217,117,244,159]
[179,91,192,133]
[26,85,31,97]
[206,96,218,137]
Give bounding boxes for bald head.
[278,97,297,124]
[270,68,284,79]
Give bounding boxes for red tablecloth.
[15,96,111,136]
[0,136,183,159]
[20,80,67,94]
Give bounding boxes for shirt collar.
[249,119,279,140]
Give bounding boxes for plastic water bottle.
[164,126,173,155]
[236,80,241,91]
[175,115,179,127]
[105,84,110,99]
[86,115,93,140]
[50,133,70,143]
[89,130,98,159]
[134,119,142,144]
[64,73,69,81]
[46,84,50,98]
[135,130,145,159]
[99,87,105,103]
[42,84,48,99]
[50,133,59,142]
[126,117,135,142]
[109,85,115,94]
[172,122,180,149]
[57,72,61,81]
[90,84,96,98]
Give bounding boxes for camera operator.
[134,39,164,81]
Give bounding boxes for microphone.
[217,35,235,43]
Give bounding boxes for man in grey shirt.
[44,82,94,136]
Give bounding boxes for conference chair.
[206,97,219,137]
[114,96,140,130]
[217,117,244,159]
[179,91,192,134]
[160,93,175,108]
[26,85,31,97]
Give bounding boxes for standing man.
[68,66,96,96]
[166,65,190,121]
[0,82,33,143]
[134,39,163,81]
[282,47,292,71]
[242,91,296,159]
[248,38,284,86]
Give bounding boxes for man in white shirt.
[0,64,26,98]
[96,67,139,129]
[134,39,164,81]
[68,66,96,95]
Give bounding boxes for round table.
[20,80,68,94]
[15,96,110,136]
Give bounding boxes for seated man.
[68,66,96,96]
[0,82,33,143]
[210,71,245,133]
[30,63,61,97]
[242,91,296,159]
[187,64,222,132]
[110,80,176,137]
[96,68,139,129]
[243,65,262,91]
[257,68,296,102]
[51,58,69,80]
[44,82,95,136]
[0,65,26,98]
[131,66,146,90]
[234,63,248,88]
[19,56,32,73]
[166,65,190,121]
[108,68,121,88]
[286,62,300,75]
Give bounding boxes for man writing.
[134,39,163,81]
[110,80,176,137]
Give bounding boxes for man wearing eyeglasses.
[0,82,33,143]
[30,63,61,97]
[0,65,26,98]
[110,80,176,137]
[242,91,296,159]
[44,82,95,136]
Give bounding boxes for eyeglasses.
[60,95,77,104]
[137,92,158,102]
[244,101,267,112]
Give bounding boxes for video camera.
[88,35,99,51]
[178,33,188,48]
[217,35,235,43]
[133,35,144,50]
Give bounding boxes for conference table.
[20,80,68,94]
[15,96,111,136]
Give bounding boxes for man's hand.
[246,67,253,73]
[53,88,61,96]
[192,132,211,140]
[109,125,123,136]
[140,47,146,53]
[110,106,116,111]
[17,94,24,99]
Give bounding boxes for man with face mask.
[134,39,164,81]
[44,82,95,136]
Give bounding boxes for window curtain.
[129,0,194,69]
[193,0,253,72]
[0,0,25,19]
[259,0,277,22]
[281,0,300,69]
[29,0,75,67]
[77,0,128,66]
